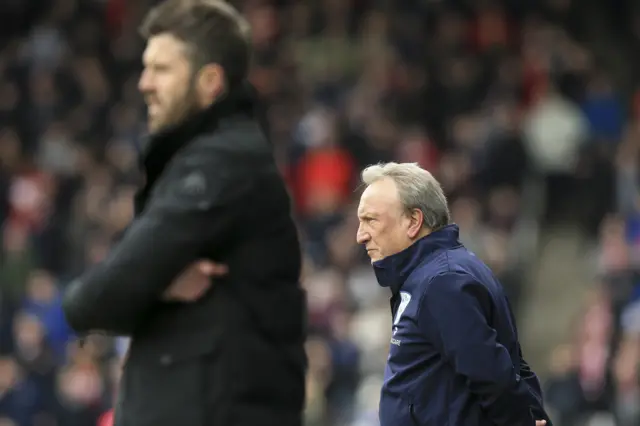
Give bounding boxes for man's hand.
[536,420,547,426]
[162,260,227,302]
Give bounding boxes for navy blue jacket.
[374,225,552,426]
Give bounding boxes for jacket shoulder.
[172,117,273,179]
[418,247,492,284]
[202,116,271,157]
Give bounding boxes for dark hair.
[139,0,251,88]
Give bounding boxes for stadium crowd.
[0,0,639,425]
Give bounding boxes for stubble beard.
[148,80,201,134]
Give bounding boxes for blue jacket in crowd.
[373,224,552,426]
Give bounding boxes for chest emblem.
[393,291,412,326]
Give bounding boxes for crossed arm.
[62,142,250,335]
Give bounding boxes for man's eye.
[151,65,170,73]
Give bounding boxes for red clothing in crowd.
[469,6,513,53]
[97,410,114,426]
[521,56,550,107]
[295,147,354,215]
[8,171,52,232]
[105,0,128,37]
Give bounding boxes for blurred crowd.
[0,0,639,425]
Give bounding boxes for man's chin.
[147,119,167,134]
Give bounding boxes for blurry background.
[0,0,639,425]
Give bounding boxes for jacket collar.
[373,224,462,293]
[139,81,259,175]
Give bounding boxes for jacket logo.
[181,171,206,196]
[393,291,412,326]
[390,292,412,349]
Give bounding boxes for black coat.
[62,84,307,426]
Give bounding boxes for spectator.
[0,356,42,426]
[21,270,73,362]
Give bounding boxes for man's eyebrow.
[358,212,377,219]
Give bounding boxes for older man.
[356,162,552,426]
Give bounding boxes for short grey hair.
[361,162,450,230]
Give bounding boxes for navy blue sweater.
[373,225,552,426]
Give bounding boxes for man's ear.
[407,208,424,239]
[195,63,225,105]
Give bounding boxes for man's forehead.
[363,179,399,199]
[359,180,400,212]
[143,34,187,63]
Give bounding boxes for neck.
[372,224,461,292]
[415,227,431,241]
[198,85,228,110]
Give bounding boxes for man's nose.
[138,70,153,93]
[356,226,369,245]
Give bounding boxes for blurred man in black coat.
[61,1,307,425]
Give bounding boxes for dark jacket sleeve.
[62,137,253,334]
[519,348,553,425]
[420,271,536,426]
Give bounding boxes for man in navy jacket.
[356,162,552,426]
